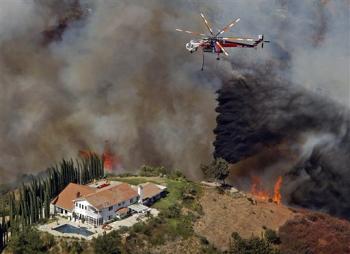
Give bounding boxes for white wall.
[74,195,138,223]
[52,205,72,218]
[100,195,138,222]
[74,200,101,220]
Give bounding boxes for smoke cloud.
[0,0,223,183]
[213,1,350,218]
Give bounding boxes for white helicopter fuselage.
[185,40,203,53]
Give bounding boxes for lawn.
[107,175,201,212]
[152,179,188,211]
[153,179,202,212]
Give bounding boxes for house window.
[79,204,81,208]
[108,206,113,211]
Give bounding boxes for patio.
[38,208,159,240]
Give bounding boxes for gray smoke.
[0,0,223,183]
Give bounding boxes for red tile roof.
[83,183,138,210]
[141,182,164,200]
[51,183,95,211]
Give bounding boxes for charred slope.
[214,72,350,218]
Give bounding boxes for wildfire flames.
[102,150,115,173]
[102,141,122,173]
[251,176,283,205]
[78,141,122,174]
[273,176,283,205]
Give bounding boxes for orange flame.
[102,151,114,173]
[273,176,283,205]
[251,176,270,201]
[250,176,283,205]
[102,141,122,173]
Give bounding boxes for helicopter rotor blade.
[175,28,207,37]
[216,41,229,56]
[216,18,240,36]
[200,13,214,35]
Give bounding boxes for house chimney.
[76,192,81,198]
[138,185,143,204]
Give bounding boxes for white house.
[73,182,139,226]
[51,181,166,226]
[50,183,95,218]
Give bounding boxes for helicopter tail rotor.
[261,34,270,48]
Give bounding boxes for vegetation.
[229,232,280,254]
[264,229,280,245]
[7,226,54,254]
[108,176,158,186]
[139,165,168,177]
[0,155,103,251]
[93,231,122,254]
[65,240,84,254]
[279,212,350,254]
[200,158,229,184]
[123,207,195,252]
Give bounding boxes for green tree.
[201,158,230,185]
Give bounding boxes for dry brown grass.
[194,187,297,251]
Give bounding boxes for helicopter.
[176,13,270,70]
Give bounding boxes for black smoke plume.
[213,0,349,219]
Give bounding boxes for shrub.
[41,232,55,250]
[70,241,83,254]
[8,226,47,254]
[229,232,280,254]
[93,231,121,254]
[162,204,181,219]
[265,229,281,244]
[201,158,229,184]
[139,165,168,177]
[169,170,186,180]
[132,222,147,234]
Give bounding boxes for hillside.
[2,175,350,254]
[194,186,296,251]
[103,176,350,254]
